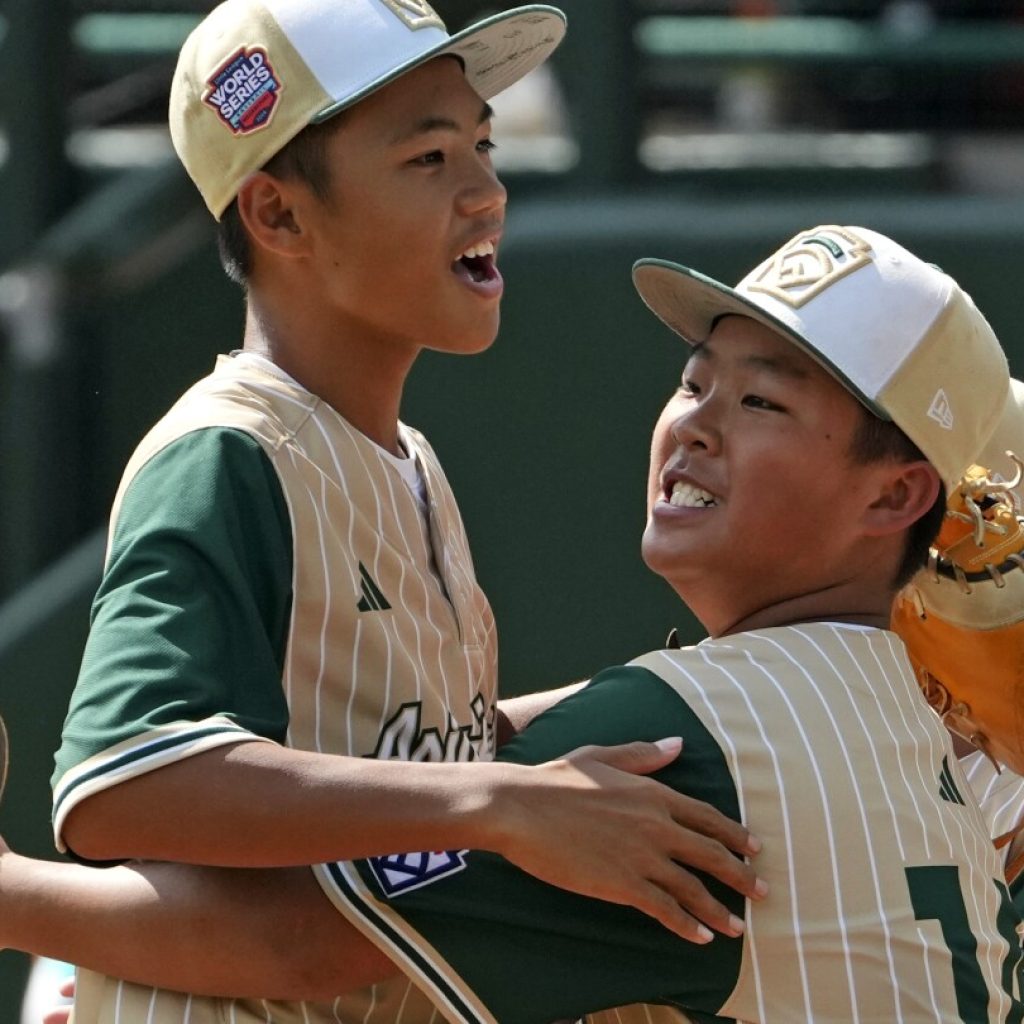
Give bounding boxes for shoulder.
[109,427,290,568]
[633,623,910,694]
[125,357,319,479]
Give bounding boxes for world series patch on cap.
[169,0,567,218]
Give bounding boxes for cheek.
[647,416,676,510]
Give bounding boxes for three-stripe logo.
[938,755,966,806]
[357,562,392,613]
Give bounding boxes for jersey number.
[905,865,1023,1023]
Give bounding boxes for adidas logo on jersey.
[356,562,391,612]
[938,755,966,806]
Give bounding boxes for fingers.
[43,1009,73,1024]
[668,790,762,860]
[631,882,717,944]
[569,738,684,776]
[0,713,8,808]
[655,806,770,897]
[649,859,751,939]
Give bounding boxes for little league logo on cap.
[380,0,445,31]
[633,224,1011,485]
[169,0,566,220]
[203,46,282,135]
[748,228,873,309]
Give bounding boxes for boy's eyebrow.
[390,102,494,145]
[686,341,810,380]
[744,353,810,380]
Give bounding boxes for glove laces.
[928,451,1024,592]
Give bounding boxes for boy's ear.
[235,172,312,261]
[862,460,942,537]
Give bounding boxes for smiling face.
[642,315,911,636]
[285,56,507,356]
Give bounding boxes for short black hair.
[847,410,946,589]
[216,115,346,288]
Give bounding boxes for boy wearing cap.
[294,223,1024,1022]
[3,224,1022,1022]
[40,1,763,1022]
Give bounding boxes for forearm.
[62,740,525,865]
[497,681,586,741]
[0,855,395,1000]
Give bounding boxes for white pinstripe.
[742,637,859,1020]
[665,649,772,1023]
[782,626,903,1021]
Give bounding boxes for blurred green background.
[2,0,1024,1016]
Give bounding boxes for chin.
[641,533,694,588]
[431,317,500,357]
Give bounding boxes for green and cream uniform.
[52,353,497,1024]
[329,624,1024,1024]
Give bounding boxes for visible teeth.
[669,481,717,508]
[461,240,494,261]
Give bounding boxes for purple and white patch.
[369,850,468,897]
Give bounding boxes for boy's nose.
[457,165,507,218]
[670,404,721,455]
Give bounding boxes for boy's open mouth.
[453,240,498,285]
[667,481,718,508]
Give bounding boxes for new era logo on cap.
[380,0,445,31]
[928,389,955,431]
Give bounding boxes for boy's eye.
[411,150,445,166]
[678,378,700,397]
[477,138,497,154]
[742,394,783,411]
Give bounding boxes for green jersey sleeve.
[329,666,746,1024]
[52,428,293,852]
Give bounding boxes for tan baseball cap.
[977,378,1024,507]
[169,0,567,219]
[633,225,1010,485]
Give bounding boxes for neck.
[689,576,897,639]
[241,290,418,456]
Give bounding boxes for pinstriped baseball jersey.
[963,753,1024,849]
[55,354,497,1024]
[328,623,1024,1024]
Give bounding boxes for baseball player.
[36,1,764,1022]
[1,224,1020,1024]
[309,225,1024,1023]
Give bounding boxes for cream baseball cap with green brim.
[633,225,1010,486]
[169,0,566,219]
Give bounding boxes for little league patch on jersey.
[379,0,446,31]
[203,46,282,134]
[369,850,468,897]
[748,225,873,308]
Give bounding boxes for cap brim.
[311,5,566,124]
[632,257,890,420]
[978,377,1024,502]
